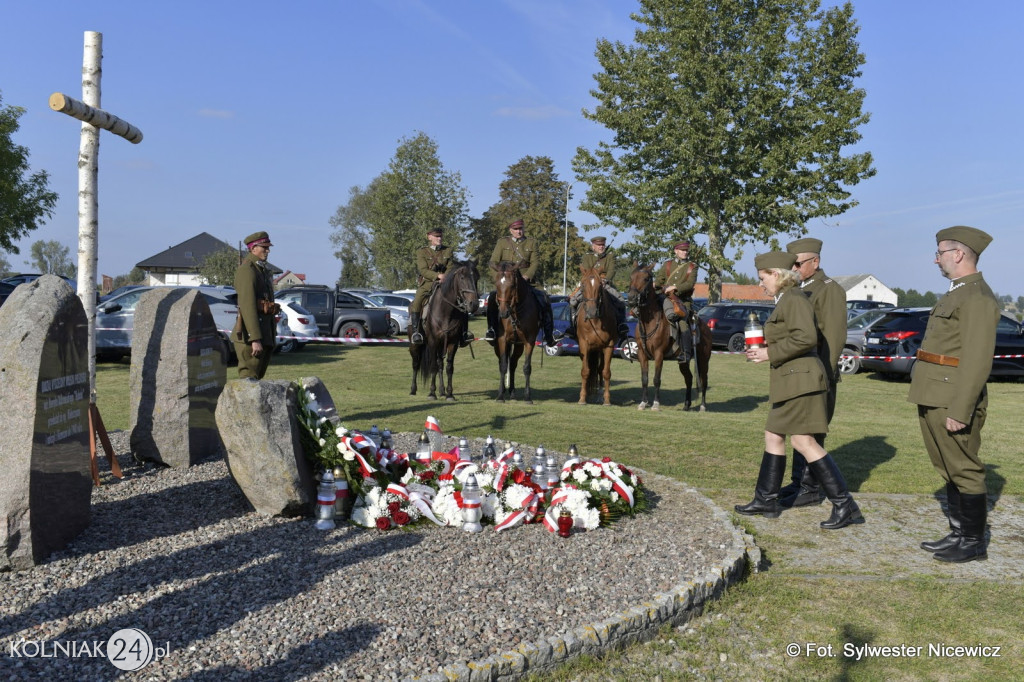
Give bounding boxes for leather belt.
[917,349,959,367]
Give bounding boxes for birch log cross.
[48,31,143,403]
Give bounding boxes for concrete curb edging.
[407,473,760,682]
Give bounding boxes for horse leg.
[679,360,694,411]
[409,345,419,396]
[578,343,590,404]
[496,343,508,402]
[601,346,613,406]
[652,353,663,411]
[521,345,533,404]
[444,346,457,402]
[637,352,650,410]
[697,341,710,412]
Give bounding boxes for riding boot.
[540,295,556,347]
[780,449,825,508]
[677,322,692,362]
[483,293,498,344]
[807,454,865,530]
[734,452,786,518]
[921,481,963,552]
[409,313,423,345]
[558,302,578,340]
[933,492,987,563]
[615,305,630,346]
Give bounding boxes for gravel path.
[0,433,743,681]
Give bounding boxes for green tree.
[722,271,757,285]
[1,92,59,253]
[329,132,469,290]
[573,0,875,302]
[893,287,938,308]
[108,267,146,291]
[26,239,76,277]
[467,156,587,292]
[1016,295,1024,311]
[198,244,243,286]
[0,250,12,278]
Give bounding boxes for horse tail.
[417,338,435,383]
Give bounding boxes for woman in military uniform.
[735,251,863,530]
[653,241,698,361]
[233,231,278,379]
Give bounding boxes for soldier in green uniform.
[233,231,278,379]
[409,227,471,345]
[909,226,997,563]
[653,241,699,361]
[482,219,556,347]
[735,251,863,530]
[779,237,849,508]
[556,236,630,343]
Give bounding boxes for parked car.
[274,300,318,353]
[359,291,415,336]
[838,309,891,375]
[99,284,148,302]
[275,285,391,343]
[543,301,639,360]
[846,299,895,320]
[0,281,15,307]
[860,308,1024,380]
[697,302,775,352]
[1,273,78,290]
[95,285,239,361]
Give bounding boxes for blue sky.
[2,0,1023,298]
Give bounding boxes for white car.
[275,300,319,353]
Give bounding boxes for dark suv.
[846,299,895,320]
[697,302,775,352]
[861,308,1024,380]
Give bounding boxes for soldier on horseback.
[482,219,556,347]
[555,236,630,345]
[409,227,473,346]
[654,240,698,362]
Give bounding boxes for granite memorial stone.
[0,275,92,570]
[129,288,227,467]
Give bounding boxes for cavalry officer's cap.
[508,219,525,229]
[786,237,823,255]
[427,227,443,236]
[591,236,607,245]
[672,240,690,251]
[755,251,797,271]
[244,231,273,248]
[936,225,993,255]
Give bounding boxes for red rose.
[393,510,411,526]
[388,501,401,515]
[419,470,436,481]
[512,469,528,485]
[375,517,391,531]
[602,457,612,463]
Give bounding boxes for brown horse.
[626,264,712,411]
[576,266,617,405]
[490,261,540,403]
[410,260,480,401]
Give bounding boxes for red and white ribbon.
[494,491,540,533]
[425,416,442,434]
[596,459,635,508]
[432,447,460,479]
[497,445,515,464]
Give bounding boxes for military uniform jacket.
[581,249,616,281]
[416,245,454,285]
[233,253,276,345]
[765,289,828,403]
[490,236,539,283]
[907,272,999,424]
[654,258,697,298]
[800,268,847,383]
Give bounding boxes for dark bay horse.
[490,261,539,403]
[410,260,480,401]
[627,264,711,411]
[576,266,617,405]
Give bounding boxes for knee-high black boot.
[921,481,962,552]
[409,312,423,345]
[808,454,864,530]
[933,492,987,563]
[780,449,825,508]
[483,293,498,344]
[779,451,807,497]
[734,452,786,518]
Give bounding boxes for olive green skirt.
[765,390,829,435]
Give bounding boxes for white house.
[136,232,281,286]
[831,274,898,305]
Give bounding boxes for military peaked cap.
[245,231,273,248]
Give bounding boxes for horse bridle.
[580,273,604,320]
[445,267,478,316]
[494,268,523,331]
[630,269,666,351]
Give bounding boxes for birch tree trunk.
[78,31,101,403]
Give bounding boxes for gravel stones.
[0,432,749,680]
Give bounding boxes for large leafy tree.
[0,251,12,278]
[26,239,76,277]
[573,0,875,301]
[198,244,243,286]
[467,156,588,291]
[329,132,469,290]
[1,92,59,253]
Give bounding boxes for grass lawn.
[93,321,1024,678]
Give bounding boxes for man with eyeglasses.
[778,237,847,508]
[482,219,556,347]
[233,231,279,379]
[909,226,997,563]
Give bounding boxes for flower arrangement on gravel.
[558,457,649,525]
